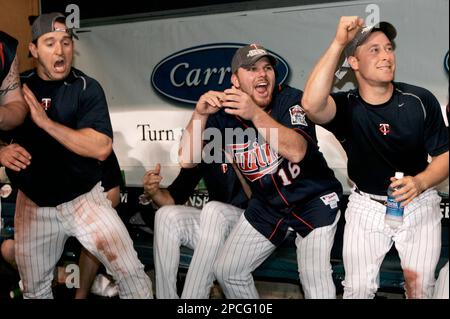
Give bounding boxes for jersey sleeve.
[323,92,351,143]
[77,78,113,138]
[277,89,318,145]
[422,89,449,156]
[100,151,123,192]
[167,166,203,205]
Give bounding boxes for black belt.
[354,188,387,206]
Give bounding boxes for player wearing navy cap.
[179,43,343,299]
[302,16,449,298]
[0,13,153,299]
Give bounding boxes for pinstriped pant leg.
[395,189,442,299]
[296,211,340,299]
[214,214,275,299]
[153,205,201,299]
[182,201,244,298]
[63,183,153,299]
[342,192,393,299]
[14,191,69,299]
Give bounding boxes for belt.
[354,188,387,206]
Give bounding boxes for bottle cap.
[395,172,404,179]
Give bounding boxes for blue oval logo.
[151,43,290,105]
[444,51,449,74]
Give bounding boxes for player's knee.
[202,201,228,221]
[1,239,16,266]
[154,205,180,228]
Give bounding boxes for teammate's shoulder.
[278,84,302,97]
[69,68,104,91]
[20,69,37,82]
[394,82,436,99]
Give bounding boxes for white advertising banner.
[74,0,449,192]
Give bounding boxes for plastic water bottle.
[385,172,404,228]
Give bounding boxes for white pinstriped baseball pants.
[14,183,153,299]
[342,188,442,299]
[433,262,449,299]
[153,201,243,299]
[182,201,244,298]
[214,211,341,299]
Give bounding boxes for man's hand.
[143,163,163,197]
[195,90,226,116]
[0,143,31,172]
[22,84,51,130]
[222,87,263,121]
[334,16,365,47]
[390,175,425,207]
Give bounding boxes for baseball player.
[0,13,152,299]
[301,16,449,298]
[149,158,249,299]
[179,44,343,299]
[0,31,27,131]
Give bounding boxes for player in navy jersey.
[179,43,343,299]
[302,16,449,298]
[0,13,152,299]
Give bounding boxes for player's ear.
[347,56,359,71]
[231,73,240,88]
[29,42,38,59]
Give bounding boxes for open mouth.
[54,59,66,72]
[377,65,392,70]
[255,82,269,95]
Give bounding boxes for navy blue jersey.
[206,85,342,244]
[6,68,113,207]
[327,82,449,195]
[0,31,18,84]
[101,151,123,192]
[167,162,248,209]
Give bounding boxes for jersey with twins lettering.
[206,85,342,243]
[0,31,18,84]
[326,82,449,195]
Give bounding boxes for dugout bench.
[1,185,448,297]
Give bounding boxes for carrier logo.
[445,51,449,74]
[151,43,289,105]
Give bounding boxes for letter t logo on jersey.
[379,123,390,135]
[41,98,52,111]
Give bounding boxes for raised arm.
[0,54,28,130]
[302,16,364,124]
[178,90,225,168]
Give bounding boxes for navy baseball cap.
[231,44,277,74]
[31,12,78,42]
[335,21,397,79]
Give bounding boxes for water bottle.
[385,172,404,228]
